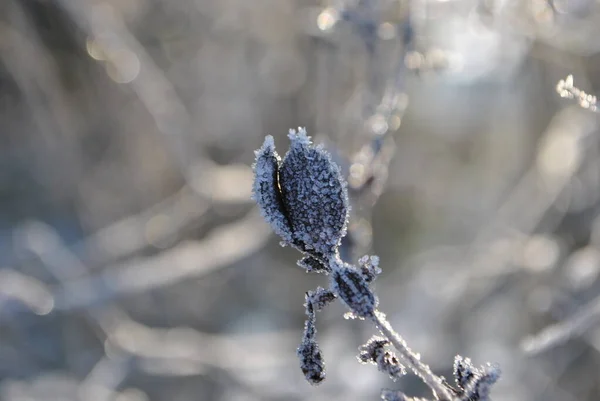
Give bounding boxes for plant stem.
[370,310,454,401]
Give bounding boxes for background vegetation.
[1,0,599,400]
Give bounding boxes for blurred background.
[1,0,600,400]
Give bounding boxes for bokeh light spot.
[317,8,339,31]
[105,49,141,84]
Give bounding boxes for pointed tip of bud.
[288,127,312,146]
[255,135,276,156]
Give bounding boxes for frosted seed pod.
[279,128,349,258]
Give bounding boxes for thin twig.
[371,310,454,401]
[521,294,600,355]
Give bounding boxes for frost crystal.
[279,128,349,258]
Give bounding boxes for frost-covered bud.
[279,128,349,258]
[459,363,500,401]
[452,356,501,401]
[358,336,406,381]
[358,336,389,363]
[331,260,377,318]
[305,287,336,313]
[252,129,350,262]
[358,254,382,283]
[251,136,294,244]
[298,256,331,274]
[453,355,475,390]
[297,295,326,385]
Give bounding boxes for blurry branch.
[13,161,252,272]
[521,294,600,355]
[478,108,591,248]
[56,0,198,183]
[16,221,91,282]
[74,164,253,269]
[557,75,598,112]
[0,270,54,316]
[78,356,132,401]
[504,77,600,355]
[447,106,597,311]
[90,307,297,401]
[18,219,287,392]
[52,0,258,271]
[73,185,209,268]
[15,202,270,312]
[306,0,412,259]
[526,344,584,401]
[1,4,83,182]
[101,308,296,376]
[54,209,270,311]
[6,0,256,279]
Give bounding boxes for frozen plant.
[252,128,500,400]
